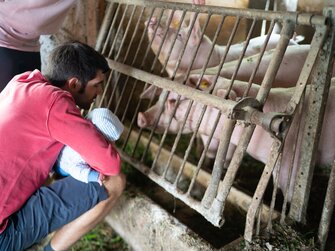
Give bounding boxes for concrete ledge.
[105,186,217,251]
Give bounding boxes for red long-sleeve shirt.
[0,70,121,233]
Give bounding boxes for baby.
[54,108,124,184]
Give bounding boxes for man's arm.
[47,94,121,176]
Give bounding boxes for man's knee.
[103,172,126,199]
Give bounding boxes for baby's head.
[86,108,124,141]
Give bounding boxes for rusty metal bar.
[115,6,162,153]
[114,6,140,113]
[107,5,130,58]
[256,21,295,103]
[280,93,305,224]
[244,139,282,242]
[105,5,136,110]
[244,21,296,241]
[150,12,206,175]
[141,11,190,164]
[318,160,335,251]
[166,15,226,187]
[107,59,290,136]
[107,59,237,113]
[107,0,327,26]
[289,19,334,223]
[102,3,122,55]
[201,119,236,208]
[140,9,188,162]
[95,3,115,52]
[267,153,282,231]
[244,20,276,96]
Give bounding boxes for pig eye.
[175,33,183,41]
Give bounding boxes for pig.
[137,77,335,201]
[143,14,300,99]
[191,44,335,87]
[146,15,299,78]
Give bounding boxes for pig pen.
[94,0,335,250]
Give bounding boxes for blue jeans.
[0,176,107,251]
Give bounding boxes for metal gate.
[94,0,335,248]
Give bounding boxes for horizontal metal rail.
[107,59,290,135]
[106,0,327,26]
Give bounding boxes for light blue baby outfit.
[54,108,124,184]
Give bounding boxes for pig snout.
[137,112,149,128]
[145,17,158,34]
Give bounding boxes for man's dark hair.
[44,41,110,90]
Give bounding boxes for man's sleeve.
[47,94,121,176]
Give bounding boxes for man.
[0,41,126,251]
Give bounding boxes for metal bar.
[95,3,115,52]
[107,5,130,58]
[244,139,282,241]
[318,160,335,251]
[256,21,295,103]
[141,10,188,163]
[289,19,335,223]
[107,0,327,26]
[280,93,305,224]
[243,21,296,241]
[201,119,236,208]
[114,6,141,113]
[149,11,202,172]
[102,3,122,55]
[107,59,237,113]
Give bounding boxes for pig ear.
[187,75,199,88]
[170,11,185,29]
[166,99,176,114]
[216,88,237,101]
[187,75,212,91]
[189,16,201,46]
[140,86,162,99]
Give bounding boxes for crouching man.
[0,41,126,251]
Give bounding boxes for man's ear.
[66,77,81,92]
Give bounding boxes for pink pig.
[145,14,299,78]
[191,44,335,87]
[138,77,335,201]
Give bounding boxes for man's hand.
[102,173,126,197]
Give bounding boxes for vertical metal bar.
[201,119,235,207]
[114,6,141,113]
[243,21,296,241]
[140,9,188,162]
[95,2,115,52]
[97,3,124,108]
[102,3,122,55]
[244,139,282,242]
[280,92,305,224]
[261,0,271,36]
[149,12,206,170]
[318,160,335,251]
[256,21,295,103]
[118,7,158,150]
[289,11,335,222]
[267,153,282,231]
[105,5,136,109]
